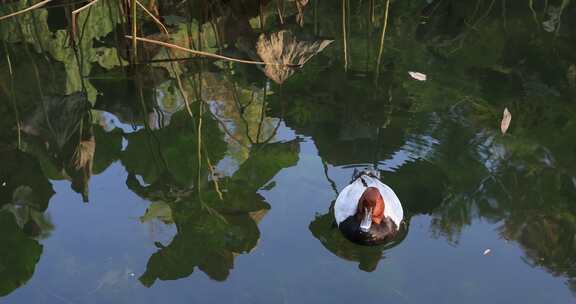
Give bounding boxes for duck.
[334,169,403,245]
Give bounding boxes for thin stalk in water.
[3,43,21,149]
[0,0,51,21]
[375,0,390,83]
[131,0,137,63]
[342,0,349,71]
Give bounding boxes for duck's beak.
[359,207,373,233]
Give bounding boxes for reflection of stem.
[502,0,507,31]
[137,77,168,171]
[31,48,57,142]
[314,0,319,35]
[131,0,138,63]
[256,81,268,143]
[259,0,264,30]
[230,79,255,144]
[109,0,126,70]
[528,0,540,32]
[276,0,284,24]
[342,0,348,71]
[554,0,569,38]
[197,100,203,173]
[259,88,284,144]
[471,0,496,29]
[322,160,339,196]
[209,20,222,52]
[369,0,374,25]
[3,43,21,149]
[206,110,250,149]
[365,0,373,72]
[206,156,223,200]
[375,0,390,83]
[8,6,58,142]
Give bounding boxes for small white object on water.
[1,181,5,186]
[501,107,512,134]
[483,249,492,256]
[408,71,427,81]
[129,272,135,277]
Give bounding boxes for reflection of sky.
[97,111,143,134]
[378,134,439,172]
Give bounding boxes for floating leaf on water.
[483,249,491,256]
[501,108,512,134]
[408,71,427,81]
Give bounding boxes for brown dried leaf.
[256,30,333,84]
[501,108,512,134]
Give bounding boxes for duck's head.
[355,187,385,232]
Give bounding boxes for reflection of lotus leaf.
[92,124,122,175]
[139,205,259,285]
[139,201,173,224]
[0,211,43,297]
[122,110,227,185]
[138,140,300,285]
[0,150,54,212]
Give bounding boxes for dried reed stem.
[71,0,100,38]
[136,0,168,34]
[125,35,292,66]
[0,0,52,21]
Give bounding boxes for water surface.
[1,1,575,303]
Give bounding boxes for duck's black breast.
[339,216,399,246]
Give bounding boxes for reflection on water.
[0,0,575,302]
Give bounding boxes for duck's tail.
[351,168,380,183]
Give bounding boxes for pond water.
[1,0,575,303]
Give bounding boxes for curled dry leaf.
[501,107,512,134]
[408,71,427,81]
[256,30,333,84]
[483,249,491,256]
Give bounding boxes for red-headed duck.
[334,169,404,245]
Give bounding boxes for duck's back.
[334,175,403,227]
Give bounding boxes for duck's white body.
[334,175,403,228]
